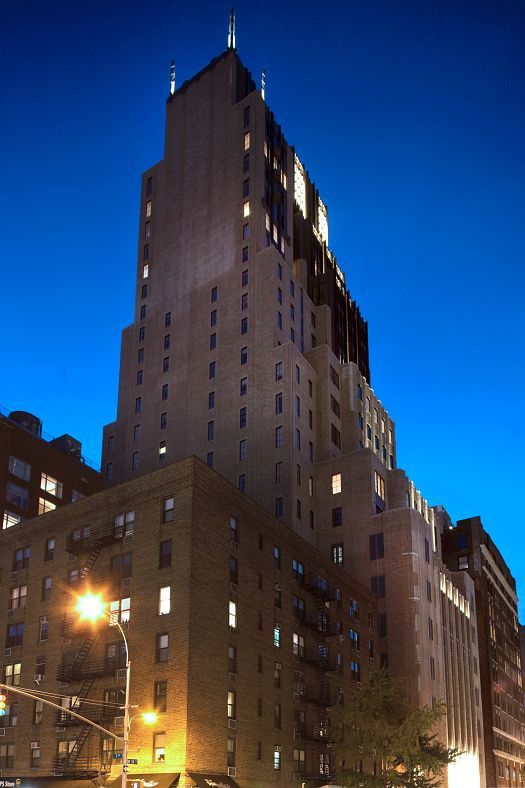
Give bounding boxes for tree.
[335,667,458,787]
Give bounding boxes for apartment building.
[0,408,102,531]
[0,456,378,788]
[442,517,525,787]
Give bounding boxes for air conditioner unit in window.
[230,540,239,551]
[40,616,48,623]
[34,674,44,683]
[227,768,236,778]
[227,718,236,729]
[116,669,127,680]
[230,582,238,594]
[228,672,237,682]
[121,578,131,588]
[4,649,11,657]
[30,741,39,749]
[274,583,282,591]
[56,726,66,733]
[114,716,125,727]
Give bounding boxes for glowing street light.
[142,711,158,725]
[76,592,105,622]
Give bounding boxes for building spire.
[228,7,236,51]
[170,60,176,96]
[260,67,266,100]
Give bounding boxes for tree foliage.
[336,667,458,787]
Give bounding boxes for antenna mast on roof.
[228,7,236,51]
[170,60,176,95]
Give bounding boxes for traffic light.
[0,694,7,717]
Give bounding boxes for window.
[275,497,283,518]
[156,633,169,662]
[273,545,281,569]
[241,316,248,334]
[273,624,281,647]
[0,744,15,769]
[153,732,166,762]
[38,497,56,515]
[424,538,430,564]
[369,533,384,560]
[240,346,248,365]
[159,539,172,568]
[140,304,147,319]
[229,557,238,585]
[210,286,218,303]
[295,428,301,449]
[371,575,386,598]
[331,424,341,448]
[274,746,281,771]
[2,511,21,529]
[239,407,247,429]
[351,660,361,681]
[6,622,24,647]
[44,537,55,561]
[143,263,149,278]
[8,456,31,481]
[292,559,304,583]
[330,366,340,389]
[243,153,249,173]
[227,690,236,721]
[41,577,52,602]
[241,268,248,285]
[275,461,283,483]
[106,462,113,480]
[210,309,217,327]
[274,702,281,729]
[240,377,247,395]
[165,311,171,327]
[331,473,341,494]
[229,516,238,543]
[160,412,167,430]
[208,421,215,441]
[6,481,29,510]
[109,597,130,624]
[458,555,469,569]
[228,646,237,674]
[153,680,167,713]
[332,507,342,527]
[209,361,216,379]
[142,281,148,297]
[430,656,435,680]
[13,546,30,570]
[292,632,305,657]
[159,586,171,615]
[229,601,237,629]
[131,451,139,471]
[243,106,250,127]
[135,397,142,413]
[374,471,385,500]
[161,384,169,401]
[244,131,250,150]
[208,391,215,409]
[33,699,43,724]
[295,365,300,384]
[243,200,250,217]
[331,543,344,566]
[357,383,363,400]
[239,439,247,461]
[209,333,216,350]
[227,738,236,768]
[136,370,143,385]
[39,618,48,641]
[274,661,282,687]
[296,395,301,417]
[139,325,146,341]
[275,392,283,414]
[138,347,144,363]
[242,222,249,239]
[4,663,21,687]
[330,395,341,418]
[161,497,174,523]
[10,586,27,610]
[238,474,246,492]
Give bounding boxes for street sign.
[128,759,138,764]
[113,753,123,760]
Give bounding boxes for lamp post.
[76,593,137,788]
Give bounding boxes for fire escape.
[293,573,341,783]
[53,520,125,778]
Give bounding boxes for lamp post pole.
[113,618,131,788]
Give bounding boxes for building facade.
[0,457,378,788]
[1,409,102,531]
[442,517,525,787]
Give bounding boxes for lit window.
[153,732,166,762]
[244,131,250,150]
[331,473,341,494]
[146,200,152,218]
[3,511,21,530]
[273,624,281,647]
[10,586,27,610]
[143,264,149,278]
[229,601,237,629]
[331,543,344,566]
[374,471,385,500]
[158,586,171,615]
[227,690,236,719]
[40,473,63,499]
[159,441,166,458]
[4,663,22,687]
[109,597,131,624]
[38,498,56,515]
[274,746,281,770]
[243,200,250,217]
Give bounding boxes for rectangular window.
[277,311,282,329]
[153,732,166,762]
[275,497,283,518]
[12,546,30,571]
[243,200,250,217]
[295,428,301,449]
[135,397,142,413]
[244,131,250,150]
[243,153,249,173]
[242,223,249,240]
[227,738,236,768]
[156,633,169,662]
[154,680,167,712]
[208,391,215,409]
[275,392,283,414]
[273,624,281,648]
[238,474,246,492]
[227,690,236,720]
[160,412,167,430]
[239,406,247,429]
[331,473,341,494]
[374,471,385,500]
[8,456,31,481]
[159,539,172,568]
[143,263,149,278]
[138,347,144,363]
[10,586,27,610]
[331,424,341,448]
[331,543,344,566]
[275,425,284,449]
[240,346,248,364]
[163,497,174,523]
[161,384,169,400]
[41,577,52,602]
[140,305,147,319]
[274,747,281,771]
[144,225,151,241]
[211,286,218,303]
[6,622,25,647]
[275,361,283,380]
[241,316,248,334]
[369,532,385,560]
[159,586,171,615]
[209,333,216,350]
[209,361,216,379]
[371,575,386,598]
[239,439,247,461]
[229,601,237,629]
[424,538,430,564]
[332,507,342,527]
[143,245,149,262]
[241,268,248,285]
[210,309,217,327]
[131,452,139,471]
[240,377,247,395]
[2,511,21,529]
[38,497,56,515]
[330,395,341,418]
[6,481,29,510]
[275,461,282,483]
[4,663,22,687]
[44,537,55,561]
[136,370,143,385]
[208,420,215,441]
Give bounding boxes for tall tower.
[102,48,371,542]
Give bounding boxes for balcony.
[304,573,338,601]
[303,612,341,636]
[55,705,115,728]
[67,565,120,587]
[57,657,117,682]
[66,521,124,554]
[52,755,106,778]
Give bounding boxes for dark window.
[332,508,343,527]
[369,533,384,560]
[240,346,248,365]
[136,370,143,385]
[242,223,249,240]
[135,397,142,414]
[211,286,218,303]
[161,384,169,401]
[238,474,246,492]
[209,362,216,379]
[143,245,149,262]
[13,547,30,571]
[241,317,248,335]
[244,106,250,127]
[146,177,152,196]
[44,538,55,562]
[207,421,215,441]
[210,309,217,327]
[275,498,283,518]
[424,539,430,564]
[331,424,341,448]
[160,412,167,430]
[139,326,145,341]
[240,377,247,395]
[275,361,283,380]
[154,680,167,712]
[138,348,144,363]
[165,312,171,327]
[241,269,248,286]
[140,305,146,320]
[242,246,249,263]
[6,623,24,647]
[141,284,148,299]
[275,392,283,414]
[159,540,172,568]
[239,407,247,429]
[156,633,169,662]
[163,357,169,372]
[379,613,387,638]
[371,575,386,598]
[209,333,216,350]
[208,391,215,409]
[243,154,249,173]
[207,452,213,468]
[243,179,249,198]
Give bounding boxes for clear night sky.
[2,1,524,612]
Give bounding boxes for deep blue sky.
[2,1,524,611]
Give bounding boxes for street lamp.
[75,592,133,788]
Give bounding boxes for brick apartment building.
[0,457,378,788]
[442,517,525,786]
[1,408,102,531]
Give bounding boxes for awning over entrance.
[107,774,179,788]
[187,774,240,788]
